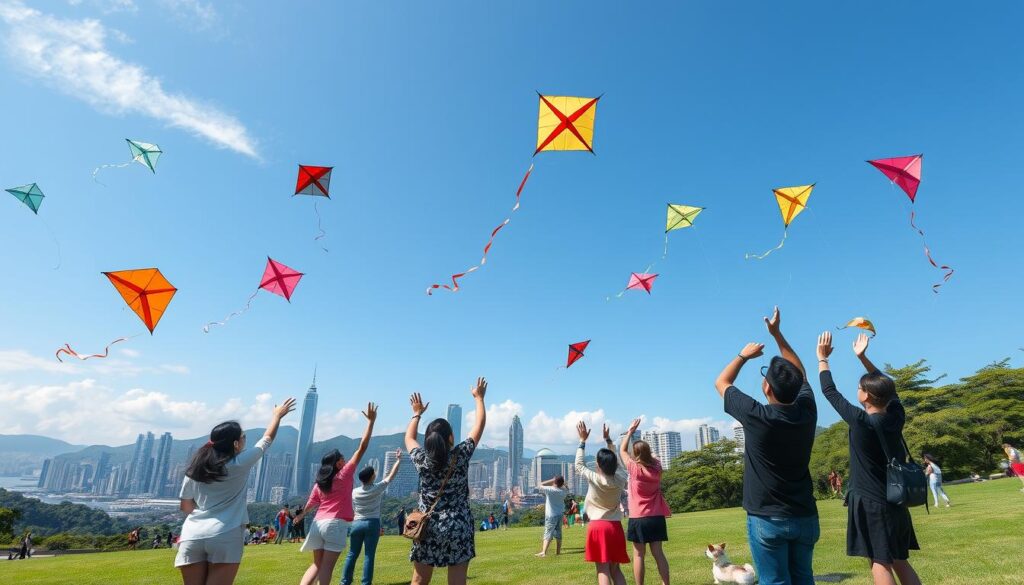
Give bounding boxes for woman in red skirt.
[575,421,629,585]
[1004,443,1024,492]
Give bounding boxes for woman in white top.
[575,421,629,585]
[922,454,951,508]
[176,397,295,585]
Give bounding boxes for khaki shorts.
[174,527,244,567]
[300,518,349,553]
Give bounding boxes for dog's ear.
[719,542,727,549]
[707,544,715,552]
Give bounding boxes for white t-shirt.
[178,436,271,541]
[928,462,943,482]
[538,486,567,519]
[351,480,390,521]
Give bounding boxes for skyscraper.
[642,430,682,468]
[293,371,319,497]
[150,432,173,495]
[733,424,745,453]
[129,432,155,495]
[446,404,463,444]
[384,450,419,498]
[696,424,720,450]
[508,415,524,494]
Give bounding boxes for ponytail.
[315,449,343,492]
[424,418,453,469]
[186,421,243,483]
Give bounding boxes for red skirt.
[584,520,630,564]
[1011,462,1024,476]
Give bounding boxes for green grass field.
[6,479,1023,584]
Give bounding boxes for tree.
[662,440,743,513]
[0,507,21,543]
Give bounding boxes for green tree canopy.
[662,440,743,513]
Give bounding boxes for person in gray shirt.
[341,448,402,585]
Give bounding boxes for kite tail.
[91,161,133,186]
[910,210,954,293]
[40,217,62,271]
[55,337,131,362]
[313,199,328,253]
[745,229,788,260]
[427,163,534,295]
[661,233,670,259]
[203,291,259,333]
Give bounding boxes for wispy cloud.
[0,350,70,374]
[159,0,218,31]
[0,1,258,158]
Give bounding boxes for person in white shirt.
[534,476,567,557]
[340,448,402,585]
[175,397,295,585]
[576,421,629,585]
[922,454,951,508]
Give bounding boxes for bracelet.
[737,354,748,361]
[411,414,422,420]
[818,359,829,363]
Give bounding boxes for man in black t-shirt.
[714,307,819,585]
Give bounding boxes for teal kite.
[6,183,44,214]
[93,139,162,183]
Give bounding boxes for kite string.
[745,229,788,260]
[313,199,328,253]
[427,163,534,295]
[39,217,62,271]
[202,291,260,333]
[91,161,132,186]
[55,335,137,362]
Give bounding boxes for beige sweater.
[575,442,628,521]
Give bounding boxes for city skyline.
[292,372,319,497]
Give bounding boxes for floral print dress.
[409,438,476,566]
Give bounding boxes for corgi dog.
[706,543,756,584]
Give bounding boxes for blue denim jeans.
[746,514,820,585]
[341,518,380,585]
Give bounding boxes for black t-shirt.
[820,370,906,503]
[724,381,818,518]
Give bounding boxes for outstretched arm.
[405,393,429,452]
[619,418,641,463]
[263,398,297,442]
[467,377,488,445]
[385,449,401,482]
[818,331,862,424]
[350,403,377,467]
[853,334,880,373]
[765,307,805,376]
[715,343,765,396]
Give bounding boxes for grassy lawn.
[5,479,1023,584]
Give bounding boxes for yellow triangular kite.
[774,184,814,227]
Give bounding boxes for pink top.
[627,459,671,518]
[305,461,357,521]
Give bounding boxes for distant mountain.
[0,435,84,476]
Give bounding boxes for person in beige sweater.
[575,421,629,585]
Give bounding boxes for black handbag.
[871,421,929,512]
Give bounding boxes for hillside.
[0,435,84,476]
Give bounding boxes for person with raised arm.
[293,403,378,585]
[619,417,671,585]
[404,378,487,585]
[175,397,296,585]
[714,307,818,585]
[817,332,922,585]
[341,448,403,585]
[576,421,630,585]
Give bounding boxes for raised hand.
[362,402,378,422]
[409,393,429,416]
[853,333,870,357]
[576,421,591,442]
[627,418,642,436]
[764,306,782,337]
[471,377,487,400]
[817,332,834,360]
[602,423,611,442]
[740,342,765,360]
[274,398,297,419]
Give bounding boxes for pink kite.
[203,257,304,332]
[627,273,658,294]
[867,154,953,292]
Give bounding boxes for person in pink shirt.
[619,418,672,585]
[294,403,377,585]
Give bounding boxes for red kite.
[294,165,333,197]
[567,340,591,368]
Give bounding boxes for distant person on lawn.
[619,418,671,585]
[293,403,378,585]
[922,454,951,508]
[576,421,630,585]
[175,397,296,585]
[341,448,403,585]
[404,377,488,585]
[817,332,921,585]
[1003,443,1024,491]
[534,475,567,557]
[291,507,306,542]
[275,506,290,544]
[714,307,819,585]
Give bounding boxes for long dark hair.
[424,418,453,468]
[315,449,343,492]
[185,421,243,484]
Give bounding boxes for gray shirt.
[538,485,567,519]
[351,480,390,521]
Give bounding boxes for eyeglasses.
[760,365,769,378]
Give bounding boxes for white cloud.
[159,0,218,31]
[647,415,738,450]
[119,348,140,358]
[0,350,69,374]
[315,408,365,441]
[0,1,258,158]
[464,399,523,448]
[67,0,137,13]
[526,409,625,452]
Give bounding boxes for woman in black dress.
[404,377,488,585]
[816,332,921,585]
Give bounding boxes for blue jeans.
[746,514,820,585]
[341,518,380,585]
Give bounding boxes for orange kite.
[104,268,178,333]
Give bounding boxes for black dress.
[821,370,920,563]
[409,439,476,567]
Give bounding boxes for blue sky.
[1,1,1022,452]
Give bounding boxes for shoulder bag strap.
[869,415,897,463]
[424,453,458,516]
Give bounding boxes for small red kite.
[567,340,591,368]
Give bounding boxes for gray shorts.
[543,516,563,541]
[174,527,244,567]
